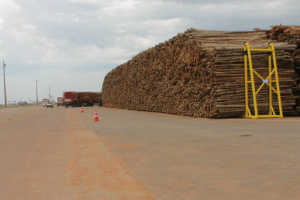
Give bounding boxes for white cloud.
[0,0,20,11]
[0,18,4,30]
[54,12,83,23]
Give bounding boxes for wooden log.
[102,26,300,118]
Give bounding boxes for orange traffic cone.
[81,106,84,113]
[94,110,99,122]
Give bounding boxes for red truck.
[63,91,102,107]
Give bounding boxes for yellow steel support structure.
[244,42,283,119]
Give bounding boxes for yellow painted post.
[244,43,249,117]
[270,43,283,117]
[246,42,258,118]
[268,44,272,115]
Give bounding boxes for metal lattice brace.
[244,42,283,119]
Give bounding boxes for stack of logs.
[102,26,300,118]
[267,25,300,113]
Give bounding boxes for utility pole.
[36,79,38,105]
[49,86,50,100]
[3,60,7,107]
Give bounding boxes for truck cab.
[57,97,63,107]
[42,99,49,107]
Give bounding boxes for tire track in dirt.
[0,106,154,199]
[66,109,154,200]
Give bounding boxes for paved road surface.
[0,106,299,199]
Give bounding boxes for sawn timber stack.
[102,28,299,118]
[267,25,300,113]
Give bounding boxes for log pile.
[63,91,102,107]
[102,27,299,118]
[267,25,300,113]
[78,92,102,103]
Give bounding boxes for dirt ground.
[0,106,152,200]
[0,106,299,200]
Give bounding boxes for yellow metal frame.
[244,42,283,119]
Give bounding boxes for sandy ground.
[0,106,153,200]
[79,106,300,200]
[0,105,299,200]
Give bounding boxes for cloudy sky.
[0,0,299,104]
